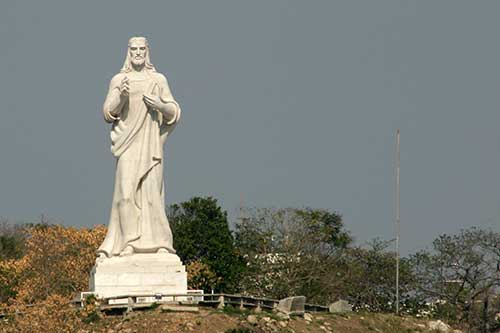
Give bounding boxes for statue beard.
[132,57,145,67]
[120,50,156,73]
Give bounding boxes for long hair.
[120,36,156,73]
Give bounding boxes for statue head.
[120,36,156,73]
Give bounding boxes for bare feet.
[119,245,134,257]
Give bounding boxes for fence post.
[217,295,225,309]
[126,297,134,313]
[255,300,262,313]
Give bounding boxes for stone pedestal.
[89,253,187,299]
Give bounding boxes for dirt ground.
[66,307,460,333]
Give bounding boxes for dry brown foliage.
[186,260,221,291]
[0,223,226,330]
[0,224,107,304]
[0,224,106,330]
[2,294,81,332]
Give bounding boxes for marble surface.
[98,36,181,258]
[90,253,187,298]
[89,37,187,298]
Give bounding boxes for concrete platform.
[89,253,187,299]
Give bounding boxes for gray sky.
[1,1,499,255]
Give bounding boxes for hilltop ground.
[2,306,461,333]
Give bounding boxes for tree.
[410,227,500,331]
[234,207,352,303]
[0,222,106,304]
[0,219,25,260]
[168,197,244,292]
[341,239,416,312]
[186,260,221,291]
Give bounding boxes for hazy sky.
[1,1,499,255]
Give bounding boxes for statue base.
[89,253,187,299]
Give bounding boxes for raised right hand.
[119,76,129,97]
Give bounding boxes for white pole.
[395,129,400,314]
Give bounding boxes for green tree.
[0,220,26,303]
[168,197,244,292]
[0,220,25,260]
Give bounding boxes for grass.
[221,305,252,316]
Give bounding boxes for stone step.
[161,305,199,313]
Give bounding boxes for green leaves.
[168,197,245,292]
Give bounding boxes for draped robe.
[98,71,181,257]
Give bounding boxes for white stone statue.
[98,36,181,259]
[90,37,187,299]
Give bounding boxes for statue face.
[129,39,147,67]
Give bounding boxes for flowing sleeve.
[103,74,124,123]
[158,74,181,125]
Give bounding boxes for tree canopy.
[234,207,352,302]
[168,197,244,292]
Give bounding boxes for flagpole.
[395,129,400,315]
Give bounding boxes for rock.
[276,312,290,320]
[304,313,313,322]
[277,296,306,315]
[428,320,451,332]
[262,316,271,323]
[247,315,258,325]
[328,300,353,313]
[279,321,288,328]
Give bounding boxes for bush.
[0,223,106,304]
[187,260,221,291]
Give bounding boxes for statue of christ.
[97,36,181,259]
